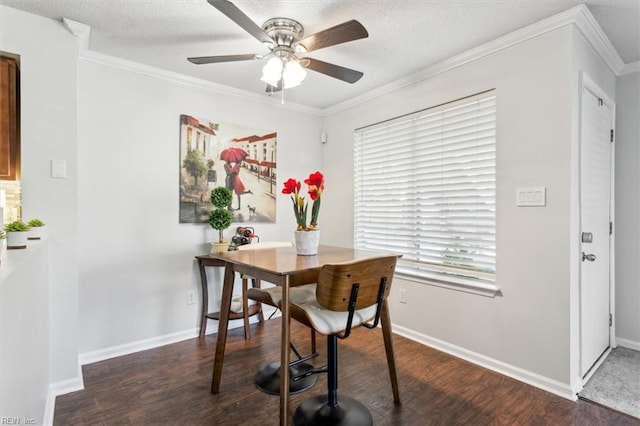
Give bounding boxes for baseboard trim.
[616,337,640,351]
[76,314,272,366]
[79,328,200,365]
[392,324,576,401]
[44,362,85,425]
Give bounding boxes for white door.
[580,83,613,377]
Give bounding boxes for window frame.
[353,90,500,297]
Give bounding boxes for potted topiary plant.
[4,220,30,250]
[26,218,45,240]
[208,186,233,254]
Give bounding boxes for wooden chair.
[238,242,319,394]
[288,255,400,425]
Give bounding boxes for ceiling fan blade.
[207,0,274,45]
[297,20,368,53]
[188,54,259,64]
[303,58,364,83]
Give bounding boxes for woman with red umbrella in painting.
[220,147,252,210]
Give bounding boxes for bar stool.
[239,242,320,394]
[287,255,400,425]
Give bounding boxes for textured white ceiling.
[1,0,638,110]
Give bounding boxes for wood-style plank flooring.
[54,318,639,425]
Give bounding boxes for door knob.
[582,252,596,262]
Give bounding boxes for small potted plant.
[208,186,233,254]
[282,171,325,255]
[4,220,30,250]
[26,218,45,240]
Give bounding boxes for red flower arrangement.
[282,171,325,231]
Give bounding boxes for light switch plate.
[516,187,546,207]
[51,159,67,178]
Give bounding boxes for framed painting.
[179,114,277,224]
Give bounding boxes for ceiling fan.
[188,0,369,91]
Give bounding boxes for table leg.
[380,300,401,404]
[211,263,235,394]
[198,261,209,339]
[279,276,291,425]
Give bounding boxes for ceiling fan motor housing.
[262,18,304,50]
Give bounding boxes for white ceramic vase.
[6,231,28,249]
[294,230,320,256]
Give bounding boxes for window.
[354,91,497,296]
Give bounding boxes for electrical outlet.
[187,290,196,305]
[399,288,407,304]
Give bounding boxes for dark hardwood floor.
[54,318,639,425]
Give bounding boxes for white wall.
[0,4,80,420]
[322,24,615,396]
[615,71,640,349]
[1,242,50,425]
[77,58,324,354]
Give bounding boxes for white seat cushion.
[293,301,378,335]
[247,283,317,308]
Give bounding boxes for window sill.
[396,271,502,298]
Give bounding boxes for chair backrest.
[315,255,397,312]
[236,241,293,251]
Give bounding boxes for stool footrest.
[293,395,373,425]
[254,362,318,395]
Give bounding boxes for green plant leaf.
[3,220,29,232]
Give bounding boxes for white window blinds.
[354,91,496,293]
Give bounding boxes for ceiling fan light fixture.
[282,59,306,88]
[260,56,284,87]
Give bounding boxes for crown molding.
[571,4,624,74]
[61,18,323,116]
[620,61,640,76]
[323,5,625,116]
[62,18,90,51]
[62,5,630,118]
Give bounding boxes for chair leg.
[293,335,372,426]
[327,335,338,407]
[381,301,401,404]
[252,278,265,323]
[241,277,251,340]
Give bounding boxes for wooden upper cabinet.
[0,56,20,181]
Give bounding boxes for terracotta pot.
[210,242,229,254]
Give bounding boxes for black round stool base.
[254,362,318,395]
[293,395,373,426]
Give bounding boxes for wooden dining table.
[202,244,395,425]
